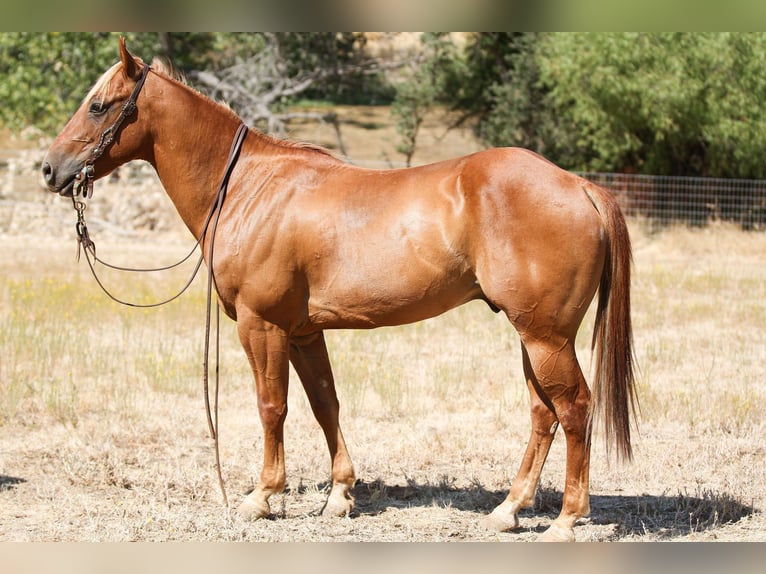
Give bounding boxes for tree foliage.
[446,32,766,178]
[394,32,766,178]
[390,33,459,166]
[445,33,558,154]
[268,32,393,104]
[536,32,766,177]
[0,33,148,133]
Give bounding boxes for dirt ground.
[1,108,765,543]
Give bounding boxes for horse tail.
[583,181,638,462]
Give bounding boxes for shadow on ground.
[0,475,26,491]
[344,478,756,539]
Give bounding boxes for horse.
[41,38,636,542]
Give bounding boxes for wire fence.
[579,172,766,231]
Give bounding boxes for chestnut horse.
[42,39,636,541]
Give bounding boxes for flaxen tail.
[583,182,638,462]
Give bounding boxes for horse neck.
[146,81,245,239]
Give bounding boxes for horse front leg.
[290,332,356,517]
[235,315,290,520]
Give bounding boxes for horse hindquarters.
[470,164,616,540]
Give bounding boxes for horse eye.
[89,101,108,116]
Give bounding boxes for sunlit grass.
[327,303,522,423]
[0,249,245,427]
[628,223,766,436]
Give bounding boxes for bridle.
[73,63,151,201]
[70,62,247,507]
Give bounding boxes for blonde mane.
[149,56,185,84]
[259,132,339,159]
[83,62,122,104]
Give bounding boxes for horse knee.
[258,400,287,428]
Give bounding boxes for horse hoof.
[480,510,519,532]
[237,497,270,521]
[321,494,354,517]
[536,523,575,542]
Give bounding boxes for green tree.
[388,33,562,167]
[437,32,766,178]
[0,33,160,134]
[272,32,391,104]
[391,33,460,166]
[537,32,766,177]
[451,33,558,154]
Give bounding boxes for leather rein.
[71,64,246,506]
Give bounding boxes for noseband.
[73,64,151,200]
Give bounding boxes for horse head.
[42,37,151,198]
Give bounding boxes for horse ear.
[119,36,142,81]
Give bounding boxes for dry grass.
[2,112,765,542]
[1,221,764,542]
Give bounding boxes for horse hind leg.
[522,335,592,542]
[290,332,356,517]
[482,341,559,532]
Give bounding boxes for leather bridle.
[74,64,151,200]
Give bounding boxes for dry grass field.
[1,109,765,542]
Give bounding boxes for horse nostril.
[41,161,54,185]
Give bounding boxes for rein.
[71,66,248,506]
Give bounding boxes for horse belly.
[306,255,479,329]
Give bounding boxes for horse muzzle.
[41,155,87,197]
